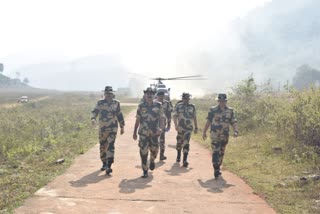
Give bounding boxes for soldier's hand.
[91,119,96,126]
[120,127,124,135]
[202,133,207,141]
[234,131,239,138]
[133,133,137,141]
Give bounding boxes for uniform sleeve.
[159,103,164,120]
[206,109,213,123]
[116,102,125,127]
[231,109,237,124]
[165,102,172,121]
[91,101,99,120]
[136,105,141,120]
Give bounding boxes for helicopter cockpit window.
[157,84,166,88]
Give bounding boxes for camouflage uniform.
[136,101,164,173]
[207,105,237,173]
[91,99,125,170]
[158,99,172,159]
[173,101,196,164]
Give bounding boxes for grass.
[0,92,135,213]
[192,99,320,214]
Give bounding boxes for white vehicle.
[18,96,28,103]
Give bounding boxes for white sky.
[0,0,270,75]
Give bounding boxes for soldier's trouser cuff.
[107,157,114,164]
[213,162,220,169]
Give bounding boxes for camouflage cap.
[102,86,115,93]
[144,87,156,94]
[216,93,228,101]
[181,92,191,99]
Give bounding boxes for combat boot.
[141,169,148,178]
[149,161,155,171]
[100,161,107,171]
[182,152,189,167]
[160,155,167,160]
[106,162,113,175]
[160,150,167,160]
[213,164,221,179]
[176,150,181,162]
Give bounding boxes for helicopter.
[149,75,204,99]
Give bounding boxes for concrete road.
[15,111,276,214]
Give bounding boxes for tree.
[292,64,320,90]
[0,63,3,73]
[23,77,30,85]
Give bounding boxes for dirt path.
[15,111,276,214]
[0,96,49,109]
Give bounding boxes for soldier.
[133,87,164,178]
[164,92,173,111]
[202,93,239,179]
[156,91,172,160]
[91,86,125,175]
[173,92,198,167]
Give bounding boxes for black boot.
[106,162,113,175]
[176,150,181,162]
[149,161,155,171]
[141,169,148,178]
[183,153,189,167]
[100,161,107,171]
[160,150,167,160]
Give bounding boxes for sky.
[0,0,271,93]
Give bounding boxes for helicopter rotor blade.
[166,75,203,80]
[168,78,206,80]
[150,75,203,81]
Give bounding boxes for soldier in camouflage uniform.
[202,94,238,179]
[173,92,198,167]
[156,91,172,161]
[91,86,125,175]
[133,87,164,178]
[164,92,173,112]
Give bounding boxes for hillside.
[0,73,29,88]
[234,0,320,82]
[10,55,134,91]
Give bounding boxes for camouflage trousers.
[176,131,192,153]
[159,131,166,154]
[211,139,229,168]
[139,135,159,171]
[99,131,117,164]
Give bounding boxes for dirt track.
[15,111,276,214]
[0,96,49,109]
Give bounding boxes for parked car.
[18,96,28,103]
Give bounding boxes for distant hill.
[0,73,30,88]
[11,54,133,91]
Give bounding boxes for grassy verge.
[0,93,135,213]
[193,104,320,214]
[0,88,60,105]
[222,131,320,214]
